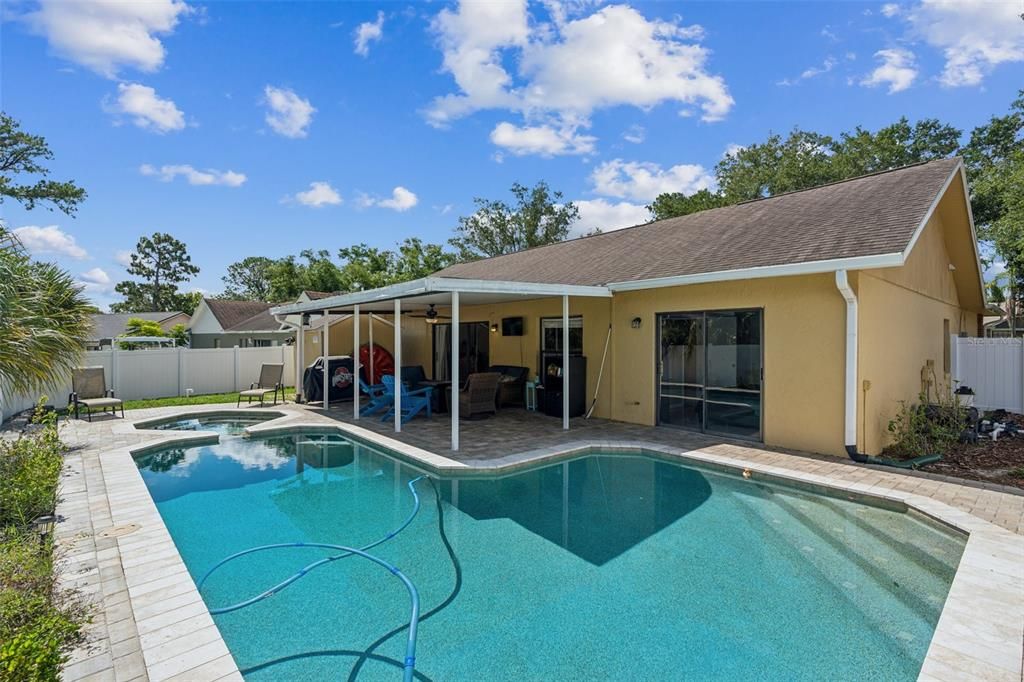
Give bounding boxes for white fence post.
[233,347,241,392]
[177,347,185,397]
[111,348,120,393]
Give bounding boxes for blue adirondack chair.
[380,375,433,423]
[359,378,390,416]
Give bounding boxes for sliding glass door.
[657,309,762,440]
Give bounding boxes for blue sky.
[3,0,1022,309]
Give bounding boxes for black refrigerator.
[537,353,586,418]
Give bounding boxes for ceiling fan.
[407,303,452,324]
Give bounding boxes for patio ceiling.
[270,276,612,315]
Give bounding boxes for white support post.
[394,299,402,433]
[322,309,329,410]
[296,316,305,402]
[562,294,570,430]
[177,346,184,397]
[451,291,460,451]
[369,315,375,382]
[353,305,360,419]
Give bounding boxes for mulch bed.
[917,413,1024,491]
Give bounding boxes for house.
[188,299,292,349]
[85,312,190,350]
[272,158,985,458]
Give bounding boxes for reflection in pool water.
[134,432,966,681]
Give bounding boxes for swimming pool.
[134,431,965,680]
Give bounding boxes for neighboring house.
[188,299,292,348]
[273,158,985,458]
[86,312,190,350]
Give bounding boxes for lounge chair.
[454,372,501,419]
[69,366,124,421]
[359,377,390,416]
[380,375,433,424]
[237,363,285,407]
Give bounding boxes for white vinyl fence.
[1,346,295,422]
[951,336,1024,413]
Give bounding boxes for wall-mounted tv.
[501,317,524,336]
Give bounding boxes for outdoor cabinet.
[538,354,586,418]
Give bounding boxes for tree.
[393,238,458,281]
[649,117,964,221]
[648,189,728,221]
[113,233,199,312]
[0,113,86,215]
[222,256,274,301]
[0,226,93,394]
[450,181,579,260]
[167,323,189,347]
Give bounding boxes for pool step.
[729,486,959,657]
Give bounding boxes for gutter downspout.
[835,270,870,463]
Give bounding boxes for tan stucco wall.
[608,273,848,456]
[859,210,981,454]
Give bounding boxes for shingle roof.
[303,290,335,300]
[203,299,277,330]
[224,308,286,333]
[88,312,184,341]
[436,158,962,286]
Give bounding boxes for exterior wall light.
[631,317,642,329]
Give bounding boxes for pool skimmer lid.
[98,523,141,538]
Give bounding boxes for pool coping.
[70,409,1024,681]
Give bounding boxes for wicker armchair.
[454,372,501,418]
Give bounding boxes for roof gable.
[202,299,274,330]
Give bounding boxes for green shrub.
[885,378,966,460]
[0,401,85,681]
[0,405,63,529]
[0,532,84,682]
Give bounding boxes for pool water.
[150,415,273,436]
[135,432,965,680]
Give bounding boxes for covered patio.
[271,277,612,452]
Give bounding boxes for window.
[943,319,951,373]
[252,339,272,348]
[213,339,221,349]
[541,316,583,355]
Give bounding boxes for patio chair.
[359,377,390,416]
[69,366,124,421]
[455,372,501,419]
[237,363,285,407]
[380,375,433,424]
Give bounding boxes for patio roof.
[270,276,612,316]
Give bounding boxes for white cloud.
[263,85,316,138]
[79,267,111,286]
[590,159,714,203]
[881,3,901,17]
[12,225,88,260]
[354,11,385,56]
[861,48,918,93]
[115,250,133,267]
[25,0,190,77]
[574,199,649,235]
[490,122,596,157]
[106,83,185,133]
[426,2,733,152]
[139,164,246,187]
[293,181,342,207]
[622,124,645,144]
[907,0,1024,87]
[360,186,419,212]
[778,56,837,86]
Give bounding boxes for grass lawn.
[121,387,297,411]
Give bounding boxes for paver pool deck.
[36,402,1024,681]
